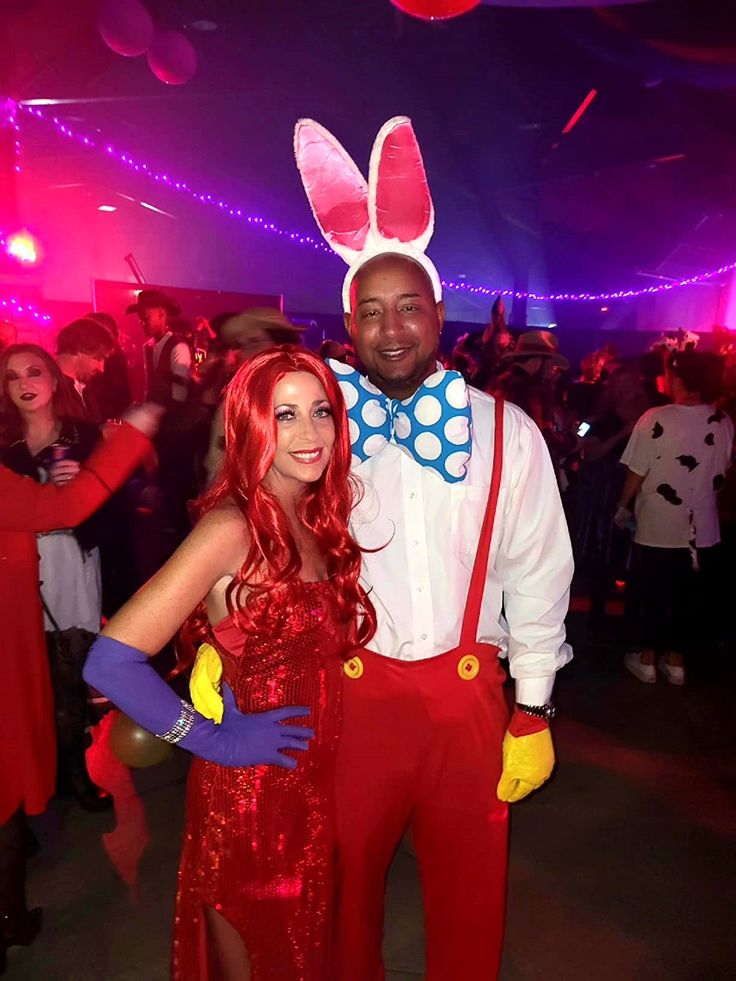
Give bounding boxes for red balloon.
[391,0,481,19]
[147,30,198,86]
[98,0,154,58]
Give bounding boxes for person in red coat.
[0,408,159,973]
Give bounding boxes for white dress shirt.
[351,388,574,704]
[146,332,192,403]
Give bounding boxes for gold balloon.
[109,713,173,769]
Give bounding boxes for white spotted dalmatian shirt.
[620,403,734,549]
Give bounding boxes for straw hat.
[219,308,304,345]
[501,330,569,372]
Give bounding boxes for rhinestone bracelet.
[157,699,197,744]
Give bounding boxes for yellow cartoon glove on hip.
[496,726,555,803]
[190,643,224,724]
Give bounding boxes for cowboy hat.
[126,289,181,316]
[501,330,569,371]
[219,308,305,345]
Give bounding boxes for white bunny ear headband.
[294,115,441,314]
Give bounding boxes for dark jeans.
[45,627,97,791]
[156,429,195,544]
[629,543,720,656]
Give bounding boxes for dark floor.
[7,614,736,980]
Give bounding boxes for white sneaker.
[657,656,685,686]
[624,652,656,684]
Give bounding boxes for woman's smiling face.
[263,371,336,497]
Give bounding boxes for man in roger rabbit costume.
[192,116,574,980]
[294,115,573,981]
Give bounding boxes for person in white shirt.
[127,289,194,541]
[127,289,192,406]
[328,251,573,981]
[617,350,733,685]
[292,114,573,981]
[55,318,115,424]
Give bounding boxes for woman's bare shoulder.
[196,502,248,541]
[198,501,247,528]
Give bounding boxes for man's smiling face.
[344,254,444,400]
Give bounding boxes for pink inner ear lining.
[296,124,370,252]
[374,121,432,244]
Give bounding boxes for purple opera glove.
[83,635,314,768]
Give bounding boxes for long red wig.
[194,345,376,651]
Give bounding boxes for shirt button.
[410,492,416,500]
[421,633,427,641]
[413,540,419,546]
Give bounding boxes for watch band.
[516,701,556,722]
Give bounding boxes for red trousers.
[332,643,509,981]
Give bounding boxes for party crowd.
[0,277,734,977]
[7,101,736,977]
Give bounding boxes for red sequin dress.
[172,581,344,981]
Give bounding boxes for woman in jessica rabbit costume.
[86,348,376,981]
[294,115,574,981]
[192,116,573,979]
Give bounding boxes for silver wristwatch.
[516,702,556,722]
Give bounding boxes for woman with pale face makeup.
[0,346,77,462]
[84,346,375,980]
[0,344,115,814]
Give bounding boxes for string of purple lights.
[16,104,736,304]
[0,223,53,323]
[18,104,336,258]
[0,287,53,325]
[8,103,21,174]
[0,104,52,323]
[444,263,736,302]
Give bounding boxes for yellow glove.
[496,727,555,803]
[189,643,224,724]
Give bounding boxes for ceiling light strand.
[17,104,736,304]
[19,105,335,257]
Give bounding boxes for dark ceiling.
[4,0,736,326]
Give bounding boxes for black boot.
[0,811,42,975]
[23,825,39,861]
[46,628,113,813]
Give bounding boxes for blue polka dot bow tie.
[328,360,473,482]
